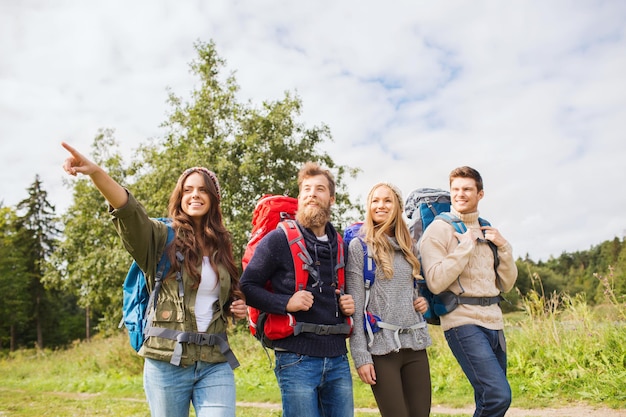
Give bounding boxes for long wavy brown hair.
[164,168,243,303]
[363,183,421,280]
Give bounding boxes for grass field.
[1,291,624,416]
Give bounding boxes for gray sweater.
[346,236,432,369]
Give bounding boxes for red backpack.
[242,194,298,269]
[242,195,352,349]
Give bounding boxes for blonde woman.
[346,182,432,417]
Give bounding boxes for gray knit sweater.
[346,236,432,369]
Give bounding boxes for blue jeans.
[274,352,354,417]
[444,325,511,417]
[143,358,235,417]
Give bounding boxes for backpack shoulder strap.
[478,217,502,289]
[278,219,312,291]
[438,214,502,292]
[145,220,184,340]
[155,222,176,280]
[356,237,376,290]
[355,236,378,343]
[343,222,374,290]
[334,233,354,331]
[276,221,348,296]
[335,233,346,293]
[157,220,184,289]
[150,220,176,311]
[435,212,467,234]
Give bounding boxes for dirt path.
[240,401,626,417]
[429,404,626,417]
[5,390,623,417]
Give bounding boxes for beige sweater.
[419,209,518,331]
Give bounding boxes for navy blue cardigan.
[240,221,348,357]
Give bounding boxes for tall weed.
[595,266,626,321]
[509,269,626,407]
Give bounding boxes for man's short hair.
[449,166,483,192]
[298,161,336,197]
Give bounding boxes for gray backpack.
[404,188,452,243]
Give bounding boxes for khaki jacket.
[111,192,233,366]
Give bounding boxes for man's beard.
[296,201,331,230]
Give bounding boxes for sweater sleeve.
[345,238,372,369]
[419,219,475,294]
[495,242,518,292]
[240,230,294,315]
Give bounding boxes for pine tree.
[0,206,30,350]
[16,175,60,349]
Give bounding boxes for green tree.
[54,41,361,333]
[0,206,30,350]
[44,130,131,336]
[15,175,60,349]
[130,40,360,260]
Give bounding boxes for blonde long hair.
[363,183,421,279]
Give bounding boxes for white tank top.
[195,256,219,332]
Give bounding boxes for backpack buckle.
[181,332,204,345]
[315,325,332,335]
[479,297,491,306]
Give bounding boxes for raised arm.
[61,142,128,209]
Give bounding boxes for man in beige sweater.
[419,166,518,417]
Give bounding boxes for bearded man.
[240,161,356,417]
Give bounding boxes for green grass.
[1,295,625,416]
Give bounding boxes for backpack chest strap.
[376,320,428,351]
[293,321,353,336]
[453,294,503,306]
[376,320,426,350]
[145,327,239,369]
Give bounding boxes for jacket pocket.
[152,298,185,325]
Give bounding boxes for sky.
[1,0,625,262]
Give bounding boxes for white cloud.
[1,0,625,261]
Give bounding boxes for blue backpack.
[119,218,176,352]
[404,188,500,325]
[344,222,426,348]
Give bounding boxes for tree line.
[1,41,624,350]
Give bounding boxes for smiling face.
[296,174,334,232]
[450,176,484,214]
[369,184,396,226]
[181,172,211,220]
